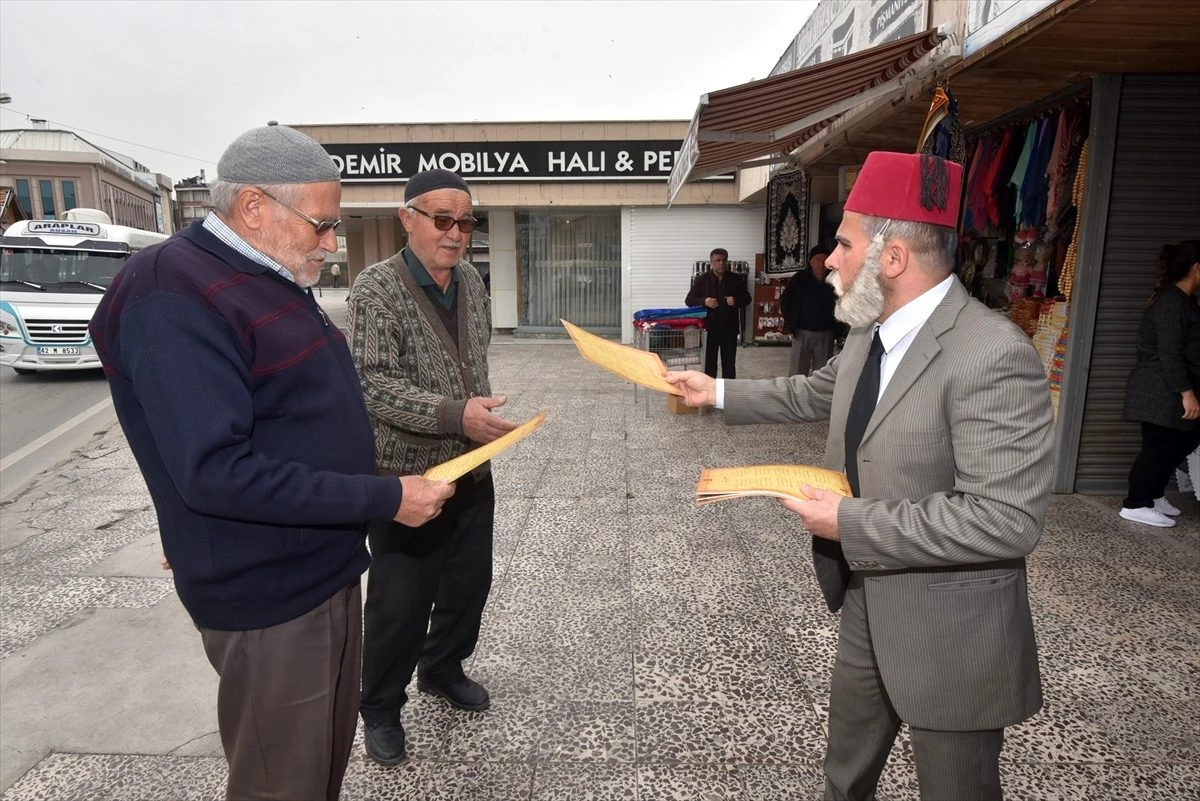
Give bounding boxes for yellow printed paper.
[424,411,548,482]
[695,465,852,505]
[561,319,682,396]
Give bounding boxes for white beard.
[830,237,886,329]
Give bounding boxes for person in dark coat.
[685,247,751,378]
[1120,239,1200,527]
[780,245,843,375]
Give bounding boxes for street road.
[0,290,348,500]
[0,367,115,499]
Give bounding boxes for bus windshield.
[0,248,128,292]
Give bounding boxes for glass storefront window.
[516,209,621,330]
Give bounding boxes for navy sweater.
[90,222,402,631]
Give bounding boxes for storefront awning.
[668,26,953,202]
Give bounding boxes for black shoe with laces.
[417,673,491,712]
[364,721,407,766]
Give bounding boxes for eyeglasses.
[408,205,478,234]
[259,189,341,236]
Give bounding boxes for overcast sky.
[0,0,817,184]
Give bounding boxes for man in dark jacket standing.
[780,245,842,375]
[89,124,453,801]
[686,247,751,378]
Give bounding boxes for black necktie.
[844,329,884,497]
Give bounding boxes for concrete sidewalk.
[1,291,1197,800]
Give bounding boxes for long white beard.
[830,237,885,328]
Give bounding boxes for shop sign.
[667,118,703,202]
[323,140,734,184]
[965,0,1057,56]
[769,0,927,74]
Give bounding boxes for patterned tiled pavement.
[1,296,1197,800]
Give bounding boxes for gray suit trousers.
[824,575,1004,801]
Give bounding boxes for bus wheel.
[12,368,36,376]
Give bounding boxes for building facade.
[173,171,212,231]
[0,128,173,234]
[0,183,30,233]
[291,120,765,342]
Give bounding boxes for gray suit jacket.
[725,278,1054,730]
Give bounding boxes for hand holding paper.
[424,410,548,483]
[561,319,682,396]
[780,484,844,541]
[397,475,456,526]
[663,370,716,408]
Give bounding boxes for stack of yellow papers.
[696,465,852,505]
[424,411,548,482]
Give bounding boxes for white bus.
[0,209,168,374]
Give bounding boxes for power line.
[0,106,218,166]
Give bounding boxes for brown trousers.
[199,582,362,801]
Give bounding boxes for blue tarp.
[633,306,707,322]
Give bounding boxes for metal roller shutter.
[1074,74,1200,493]
[625,206,765,343]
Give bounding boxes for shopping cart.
[632,313,706,417]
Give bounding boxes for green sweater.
[348,250,493,475]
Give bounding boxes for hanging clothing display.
[955,95,1091,420]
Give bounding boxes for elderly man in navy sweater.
[89,124,454,801]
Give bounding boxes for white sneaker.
[1154,497,1182,516]
[1119,507,1176,527]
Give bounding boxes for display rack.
[633,322,704,417]
[752,276,791,344]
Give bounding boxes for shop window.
[517,209,621,330]
[39,179,56,219]
[62,180,77,211]
[14,179,32,215]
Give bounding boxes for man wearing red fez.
[668,152,1054,800]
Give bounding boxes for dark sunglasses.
[259,189,341,236]
[409,205,478,234]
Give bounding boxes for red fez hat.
[844,152,963,228]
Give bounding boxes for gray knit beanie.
[217,122,340,185]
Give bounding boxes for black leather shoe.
[364,721,407,766]
[417,673,491,712]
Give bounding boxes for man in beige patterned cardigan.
[348,169,517,767]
